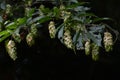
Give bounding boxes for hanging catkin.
[6,40,17,60]
[63,29,73,49]
[91,43,99,61]
[103,32,113,52]
[48,21,56,38]
[31,24,38,37]
[26,33,35,46]
[85,40,91,55]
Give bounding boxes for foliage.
[0,0,119,61]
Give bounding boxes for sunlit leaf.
[53,7,60,18]
[25,8,35,17]
[4,20,10,25]
[28,16,44,24]
[17,17,27,25]
[0,33,11,43]
[41,7,51,15]
[39,16,51,24]
[0,30,10,37]
[5,22,17,29]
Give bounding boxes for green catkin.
[26,33,35,46]
[103,32,113,52]
[85,40,91,55]
[6,4,12,14]
[27,0,32,7]
[6,40,17,60]
[59,5,65,17]
[48,21,56,38]
[63,11,71,22]
[31,24,38,37]
[63,30,73,49]
[25,7,31,17]
[59,5,71,22]
[91,43,99,61]
[12,33,21,43]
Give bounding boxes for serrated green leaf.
[81,32,89,41]
[0,30,10,37]
[17,17,27,25]
[76,34,84,50]
[72,16,84,23]
[28,16,44,24]
[53,7,60,18]
[73,31,87,50]
[42,8,51,14]
[39,16,51,24]
[0,33,11,43]
[89,24,105,33]
[66,2,89,9]
[34,16,45,23]
[84,17,92,24]
[79,13,97,17]
[92,17,112,23]
[56,23,64,32]
[73,30,80,45]
[87,32,102,46]
[5,22,17,29]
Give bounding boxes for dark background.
[0,0,120,80]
